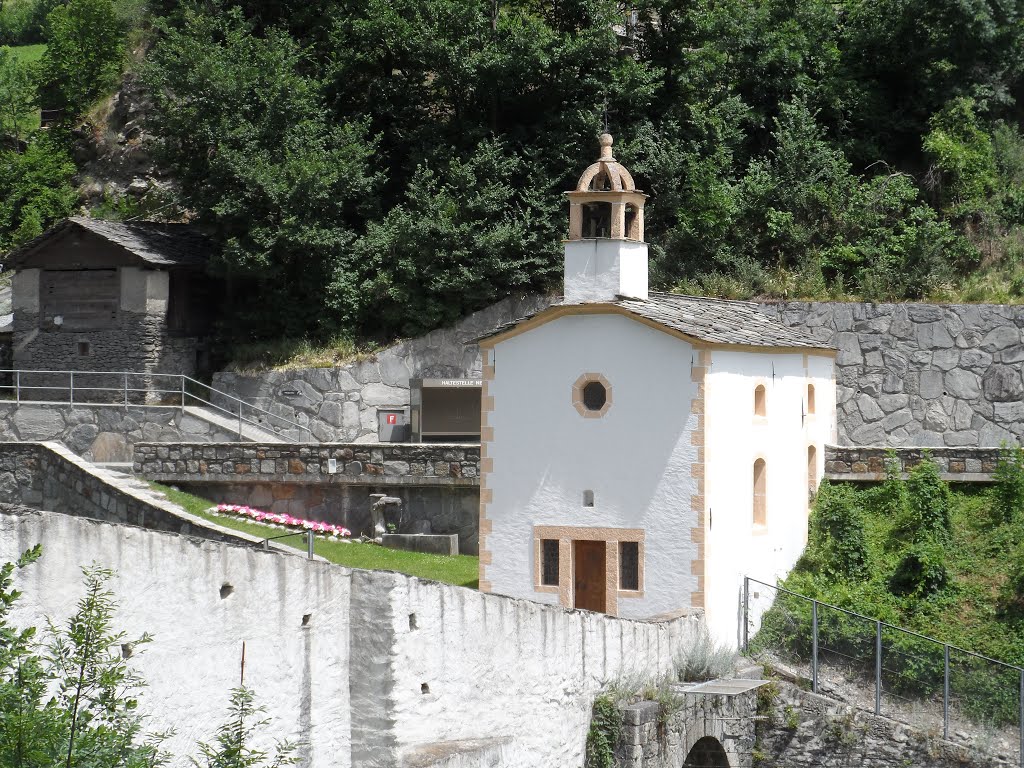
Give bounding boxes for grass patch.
[7,42,44,65]
[149,481,479,588]
[224,336,380,372]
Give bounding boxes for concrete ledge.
[382,533,459,556]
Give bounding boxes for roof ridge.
[643,290,760,308]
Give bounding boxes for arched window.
[807,383,816,415]
[754,384,766,417]
[807,445,817,499]
[753,459,767,526]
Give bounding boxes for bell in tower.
[563,135,650,303]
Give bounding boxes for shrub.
[889,540,950,597]
[584,694,620,768]
[991,444,1024,525]
[905,454,952,545]
[675,623,736,682]
[808,480,869,580]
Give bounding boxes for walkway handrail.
[744,574,1024,761]
[0,368,311,443]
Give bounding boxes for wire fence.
[744,576,1024,764]
[0,368,311,443]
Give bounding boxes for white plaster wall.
[120,267,169,313]
[1,510,352,768]
[13,268,40,311]
[486,313,700,619]
[2,508,702,768]
[563,239,649,302]
[702,350,836,647]
[386,576,697,767]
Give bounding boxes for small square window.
[541,539,559,586]
[77,342,91,357]
[619,541,639,591]
[583,490,594,507]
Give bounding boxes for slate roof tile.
[479,291,832,349]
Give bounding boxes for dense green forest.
[5,0,1024,346]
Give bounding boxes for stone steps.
[181,404,285,443]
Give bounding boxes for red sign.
[386,414,397,425]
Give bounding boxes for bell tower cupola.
[564,134,649,303]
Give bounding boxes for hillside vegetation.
[6,1,1024,347]
[755,450,1024,724]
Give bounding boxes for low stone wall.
[210,293,551,443]
[0,441,260,545]
[825,445,1003,482]
[3,507,700,768]
[134,442,481,552]
[0,402,243,462]
[761,301,1024,447]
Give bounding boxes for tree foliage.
[190,687,296,768]
[807,480,869,581]
[20,0,1021,341]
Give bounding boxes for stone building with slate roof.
[4,217,218,378]
[477,136,837,645]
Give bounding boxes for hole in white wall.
[582,490,594,507]
[302,613,312,627]
[220,583,234,599]
[121,643,133,659]
[409,613,418,630]
[421,683,430,695]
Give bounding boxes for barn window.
[807,383,816,415]
[619,542,640,591]
[541,539,560,586]
[42,270,118,331]
[77,342,91,357]
[753,459,767,526]
[754,385,766,417]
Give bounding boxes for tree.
[36,0,124,120]
[0,47,35,139]
[0,134,77,250]
[191,687,296,768]
[0,553,167,768]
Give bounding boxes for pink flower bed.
[212,503,351,538]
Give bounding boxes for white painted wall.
[2,508,699,768]
[486,312,700,619]
[13,268,39,311]
[563,239,649,302]
[702,350,836,647]
[2,510,352,768]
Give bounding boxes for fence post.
[943,644,950,741]
[15,370,19,404]
[69,371,74,405]
[238,403,243,440]
[742,577,749,652]
[263,539,269,553]
[124,372,129,408]
[307,530,314,560]
[180,376,186,411]
[1019,668,1023,768]
[812,600,819,694]
[875,620,882,716]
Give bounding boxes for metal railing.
[0,368,311,443]
[260,529,316,560]
[744,576,1024,764]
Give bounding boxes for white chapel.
[476,135,838,646]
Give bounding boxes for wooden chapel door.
[573,540,607,613]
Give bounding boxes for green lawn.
[150,482,480,588]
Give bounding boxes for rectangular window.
[541,539,560,586]
[619,541,639,591]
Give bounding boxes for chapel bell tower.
[564,134,649,303]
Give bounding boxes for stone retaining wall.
[134,441,481,552]
[761,301,1024,447]
[210,293,550,443]
[824,445,1003,482]
[758,680,1011,767]
[211,298,1024,449]
[0,441,258,544]
[0,402,243,462]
